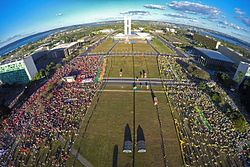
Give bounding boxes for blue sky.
[0,0,250,47]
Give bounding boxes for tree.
[40,69,46,77]
[211,92,221,103]
[187,64,210,80]
[235,71,244,84]
[50,62,55,67]
[33,72,41,81]
[198,81,207,90]
[56,63,62,69]
[216,72,235,88]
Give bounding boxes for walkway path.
[98,89,165,93]
[59,136,93,167]
[102,77,194,86]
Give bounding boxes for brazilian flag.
[133,82,137,90]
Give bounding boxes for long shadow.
[136,125,145,142]
[137,125,146,152]
[112,145,118,167]
[124,124,132,141]
[123,124,132,153]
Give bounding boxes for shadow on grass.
[137,125,146,152]
[112,145,118,167]
[137,125,145,142]
[123,124,132,153]
[124,124,132,142]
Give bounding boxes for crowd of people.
[159,56,249,166]
[159,56,188,81]
[0,55,102,166]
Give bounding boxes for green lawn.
[73,92,133,167]
[105,56,160,78]
[112,43,132,52]
[91,38,115,53]
[111,43,155,53]
[133,43,156,53]
[72,88,182,167]
[66,156,85,167]
[151,38,174,54]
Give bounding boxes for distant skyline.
[1,0,250,47]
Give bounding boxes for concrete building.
[124,16,131,35]
[30,46,64,71]
[233,61,250,84]
[215,41,221,49]
[77,36,91,44]
[113,16,152,43]
[0,56,38,85]
[99,29,115,34]
[169,28,176,33]
[193,48,235,68]
[51,42,80,57]
[155,30,164,33]
[218,46,250,66]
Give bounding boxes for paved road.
[102,77,194,86]
[99,89,165,93]
[156,34,188,58]
[59,136,93,167]
[70,148,93,167]
[88,52,184,58]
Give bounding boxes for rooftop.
[196,47,234,63]
[51,42,78,50]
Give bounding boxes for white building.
[233,61,250,84]
[155,30,164,33]
[215,41,221,50]
[113,16,152,42]
[99,29,115,34]
[0,56,38,84]
[124,16,131,35]
[170,28,176,33]
[51,42,80,57]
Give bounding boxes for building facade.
[113,16,151,43]
[218,46,250,66]
[124,16,131,35]
[0,56,38,85]
[233,61,250,84]
[193,48,235,69]
[51,42,80,57]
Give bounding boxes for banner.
[81,78,93,83]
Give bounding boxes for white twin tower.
[124,16,131,35]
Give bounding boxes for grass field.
[73,87,182,167]
[151,38,174,54]
[66,156,84,167]
[112,43,132,52]
[91,38,115,53]
[132,43,156,53]
[111,43,155,53]
[105,56,160,78]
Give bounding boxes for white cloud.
[218,20,246,31]
[168,1,220,16]
[242,17,250,27]
[144,4,166,10]
[190,19,198,23]
[234,8,244,15]
[233,8,250,27]
[120,11,150,16]
[163,13,191,19]
[56,13,63,17]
